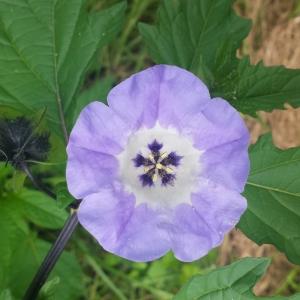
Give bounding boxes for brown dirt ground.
[218,0,300,296]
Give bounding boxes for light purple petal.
[168,204,215,262]
[66,146,118,199]
[181,98,249,151]
[68,101,130,155]
[107,65,210,130]
[78,189,170,262]
[107,66,162,129]
[192,182,247,242]
[201,139,250,192]
[156,65,210,127]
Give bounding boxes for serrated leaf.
[0,0,126,135]
[174,257,300,300]
[140,0,300,115]
[238,134,300,265]
[214,58,300,116]
[20,189,68,229]
[139,0,250,85]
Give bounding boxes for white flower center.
[117,123,203,209]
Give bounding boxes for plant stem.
[20,161,56,199]
[21,163,81,300]
[23,211,79,300]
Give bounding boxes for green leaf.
[0,193,28,289]
[20,189,68,229]
[238,134,300,265]
[140,0,300,115]
[7,236,83,300]
[174,257,300,300]
[214,58,300,116]
[40,276,60,299]
[38,240,83,300]
[5,170,26,193]
[0,290,13,300]
[0,188,82,299]
[0,0,126,135]
[139,0,250,84]
[55,181,74,209]
[73,76,114,123]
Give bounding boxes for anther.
[159,152,168,160]
[144,166,154,173]
[152,172,158,182]
[148,154,155,163]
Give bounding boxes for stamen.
[159,152,168,160]
[163,166,174,174]
[134,139,183,187]
[152,172,158,183]
[148,153,155,163]
[144,165,155,173]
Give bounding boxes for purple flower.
[66,65,249,262]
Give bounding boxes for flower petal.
[66,146,118,198]
[107,66,162,129]
[201,138,250,192]
[78,189,170,262]
[181,98,249,150]
[156,65,210,127]
[192,182,247,241]
[168,203,215,262]
[108,65,210,130]
[68,101,130,155]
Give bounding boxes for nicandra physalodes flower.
[66,65,250,262]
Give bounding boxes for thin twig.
[20,161,56,199]
[21,163,82,300]
[0,148,8,161]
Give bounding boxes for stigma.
[133,139,182,187]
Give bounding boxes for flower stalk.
[19,139,81,300]
[23,211,79,300]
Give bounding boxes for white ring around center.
[117,123,203,209]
